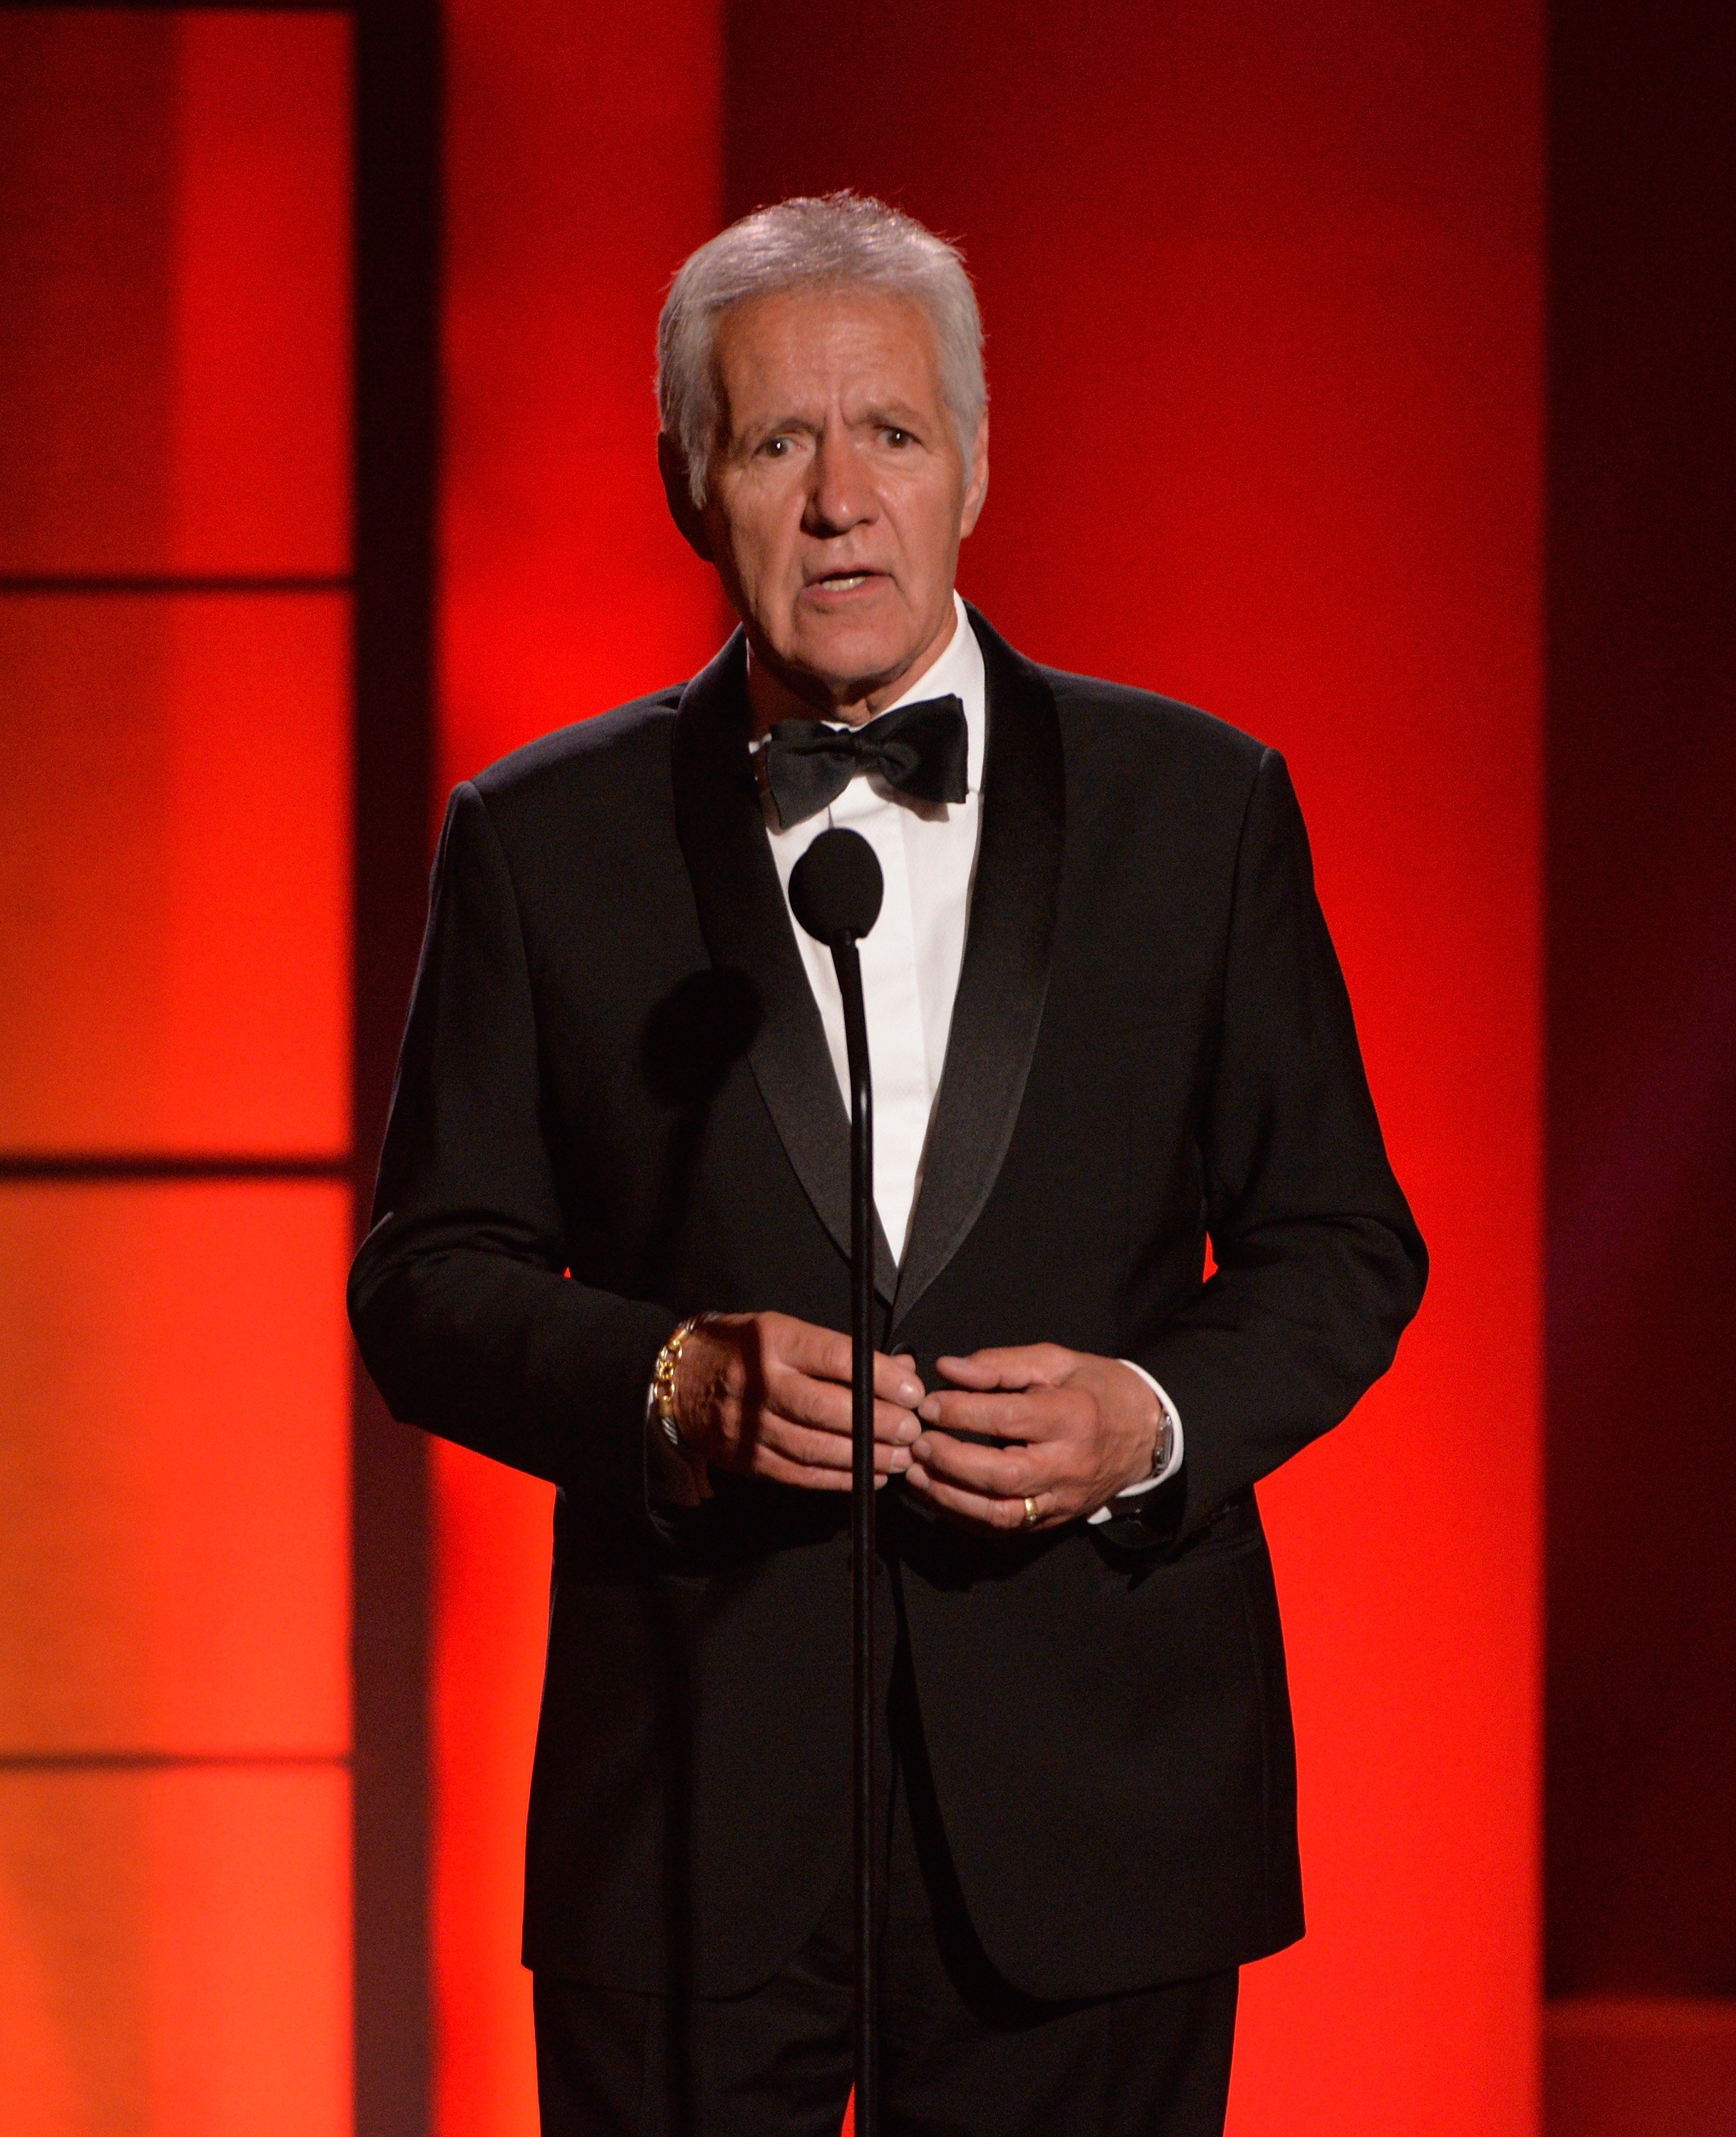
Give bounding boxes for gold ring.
[1022,1495,1040,1529]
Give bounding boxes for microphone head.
[789,827,884,947]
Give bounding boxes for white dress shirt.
[758,595,1183,1511]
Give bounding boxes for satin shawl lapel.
[890,610,1065,1336]
[671,632,899,1304]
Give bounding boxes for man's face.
[674,286,988,722]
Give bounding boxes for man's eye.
[759,437,790,457]
[883,427,913,447]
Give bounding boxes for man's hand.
[673,1311,924,1490]
[906,1343,1159,1533]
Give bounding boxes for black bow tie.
[761,695,970,830]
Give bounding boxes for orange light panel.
[0,593,351,1155]
[0,4,355,2131]
[0,1181,350,1757]
[0,1764,350,2135]
[0,7,350,579]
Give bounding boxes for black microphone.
[789,825,885,946]
[789,824,884,2137]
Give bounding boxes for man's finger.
[751,1445,852,1492]
[757,1461,900,1494]
[759,1415,915,1477]
[773,1318,853,1385]
[769,1372,921,1445]
[875,1349,927,1403]
[909,1429,1041,1498]
[776,1321,925,1407]
[904,1463,1055,1532]
[933,1343,1072,1392]
[917,1386,1082,1442]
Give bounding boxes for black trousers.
[534,1605,1238,2137]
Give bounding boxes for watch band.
[1106,1408,1175,1515]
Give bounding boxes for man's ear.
[658,433,714,561]
[959,415,990,538]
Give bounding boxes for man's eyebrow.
[735,410,821,442]
[737,400,930,434]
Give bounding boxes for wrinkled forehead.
[710,285,946,430]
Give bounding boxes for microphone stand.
[789,821,886,2136]
[831,932,878,2137]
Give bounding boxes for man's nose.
[802,432,874,536]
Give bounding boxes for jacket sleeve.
[348,781,679,1511]
[1130,746,1428,1543]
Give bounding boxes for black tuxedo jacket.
[350,608,1425,2002]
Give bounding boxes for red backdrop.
[9,6,1730,2131]
[437,5,1543,2135]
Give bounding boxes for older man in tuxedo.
[350,192,1425,2136]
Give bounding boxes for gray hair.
[658,192,986,505]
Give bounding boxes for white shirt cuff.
[1085,1362,1184,1525]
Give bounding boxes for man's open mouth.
[808,571,881,593]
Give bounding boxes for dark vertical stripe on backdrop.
[353,0,442,2128]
